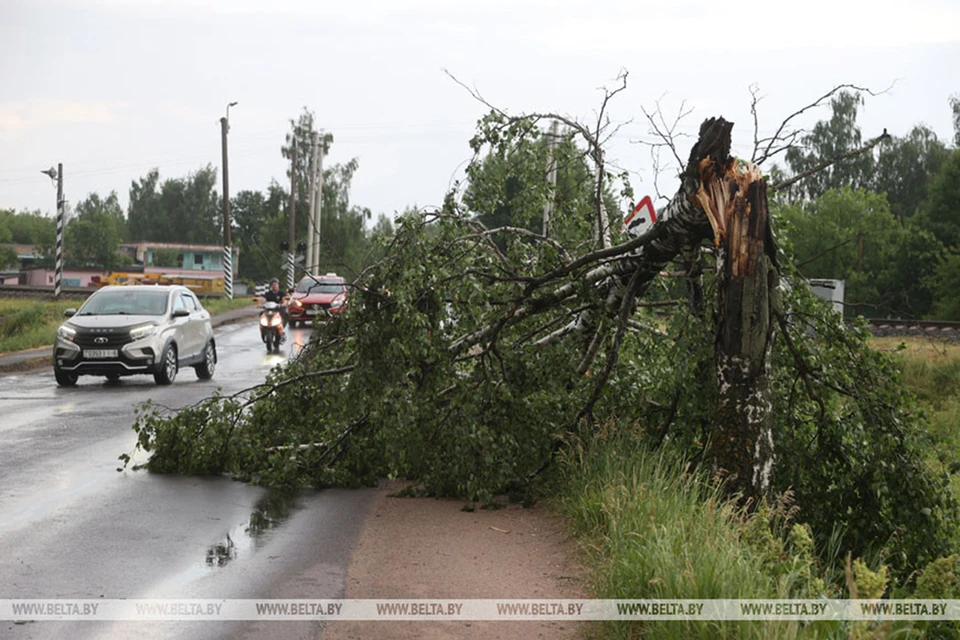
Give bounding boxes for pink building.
[20,268,104,288]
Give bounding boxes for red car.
[287,274,348,326]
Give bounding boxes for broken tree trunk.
[711,168,777,503]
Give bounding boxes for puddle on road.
[260,352,287,368]
[151,489,301,595]
[204,489,298,568]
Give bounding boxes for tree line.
[771,92,960,319]
[0,108,395,284]
[2,96,958,319]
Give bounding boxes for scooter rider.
[262,278,289,327]
[263,278,285,305]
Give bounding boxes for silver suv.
[53,285,216,386]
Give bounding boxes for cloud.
[159,103,208,122]
[0,99,128,135]
[534,1,960,53]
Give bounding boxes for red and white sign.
[623,195,657,237]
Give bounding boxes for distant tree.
[231,189,268,245]
[281,108,331,215]
[370,213,395,241]
[151,248,181,268]
[231,183,289,283]
[0,246,17,269]
[127,169,162,242]
[316,158,374,277]
[159,166,221,244]
[914,149,960,249]
[464,124,599,241]
[871,125,950,222]
[280,109,376,279]
[127,167,220,244]
[782,92,875,201]
[66,191,125,269]
[462,118,619,260]
[776,188,904,316]
[931,249,960,320]
[0,211,12,243]
[876,222,943,318]
[950,94,960,148]
[0,209,55,246]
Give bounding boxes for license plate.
[84,349,118,359]
[306,309,318,316]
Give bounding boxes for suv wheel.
[55,367,78,387]
[195,341,216,380]
[154,344,178,385]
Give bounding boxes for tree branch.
[755,83,885,165]
[770,129,890,193]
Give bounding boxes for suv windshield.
[77,290,169,316]
[296,280,344,295]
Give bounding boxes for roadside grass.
[550,429,848,640]
[871,336,960,524]
[870,336,960,406]
[200,297,257,316]
[546,338,958,640]
[0,298,80,354]
[0,296,255,355]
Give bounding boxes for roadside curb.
[0,305,259,374]
[0,355,51,373]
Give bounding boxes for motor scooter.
[259,301,285,352]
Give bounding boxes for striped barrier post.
[54,163,64,299]
[222,244,233,300]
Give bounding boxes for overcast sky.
[1,0,958,224]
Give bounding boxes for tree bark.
[712,174,777,503]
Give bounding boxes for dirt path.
[321,480,590,640]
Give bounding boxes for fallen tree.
[124,89,957,577]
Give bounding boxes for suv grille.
[73,329,131,348]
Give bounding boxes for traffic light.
[296,241,307,254]
[280,241,289,252]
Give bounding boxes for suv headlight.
[330,297,345,309]
[129,323,158,341]
[57,324,76,341]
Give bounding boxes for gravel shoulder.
[321,479,591,640]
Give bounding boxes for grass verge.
[0,295,255,355]
[0,298,79,354]
[544,338,959,639]
[201,297,258,316]
[549,429,853,640]
[872,335,960,522]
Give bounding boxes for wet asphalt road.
[0,322,377,640]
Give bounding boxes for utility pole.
[41,165,64,298]
[220,101,237,299]
[312,132,325,274]
[287,135,298,290]
[543,120,558,237]
[306,130,319,276]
